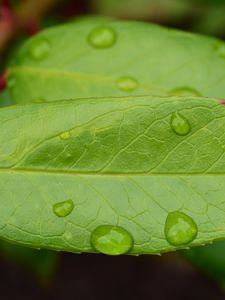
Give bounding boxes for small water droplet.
[29,38,50,60]
[88,27,117,48]
[170,112,191,136]
[60,131,71,140]
[164,211,198,246]
[53,199,74,217]
[91,225,133,255]
[7,75,16,88]
[169,87,201,97]
[117,76,139,92]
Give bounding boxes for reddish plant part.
[0,2,16,24]
[220,100,225,106]
[0,2,17,50]
[24,20,40,36]
[0,73,7,91]
[0,0,60,53]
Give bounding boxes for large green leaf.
[0,95,225,255]
[7,18,225,103]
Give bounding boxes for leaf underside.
[0,96,225,254]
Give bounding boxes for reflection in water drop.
[164,211,198,246]
[170,112,191,136]
[60,131,71,140]
[53,199,74,217]
[88,27,117,48]
[29,38,51,60]
[117,76,139,92]
[91,225,133,255]
[169,87,201,97]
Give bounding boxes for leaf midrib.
[8,66,166,92]
[0,167,225,177]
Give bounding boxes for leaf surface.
[0,95,225,254]
[7,18,225,103]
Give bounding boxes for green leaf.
[0,95,225,255]
[7,18,225,103]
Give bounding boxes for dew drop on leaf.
[53,199,74,217]
[88,27,117,48]
[117,76,139,92]
[29,38,50,60]
[164,211,198,246]
[169,87,201,97]
[170,112,191,136]
[90,225,133,255]
[60,131,71,140]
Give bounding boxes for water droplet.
[170,112,191,136]
[164,211,198,246]
[7,75,16,88]
[91,225,133,255]
[53,199,74,217]
[29,38,50,60]
[117,76,139,92]
[88,27,117,48]
[169,87,201,97]
[60,131,71,140]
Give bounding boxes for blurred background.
[1,0,225,299]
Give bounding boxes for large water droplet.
[60,131,71,140]
[170,112,191,136]
[53,199,74,217]
[169,87,201,97]
[91,225,133,255]
[117,76,139,92]
[164,211,198,246]
[88,27,117,48]
[29,38,50,60]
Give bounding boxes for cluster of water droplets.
[52,196,198,254]
[10,24,202,254]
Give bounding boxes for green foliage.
[0,95,225,254]
[1,17,225,265]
